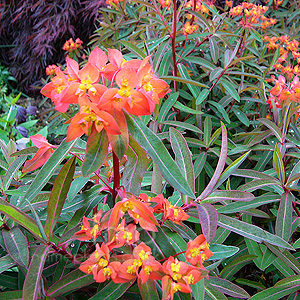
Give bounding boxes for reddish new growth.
[62,38,83,52]
[74,193,213,299]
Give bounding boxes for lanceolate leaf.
[125,113,194,198]
[82,129,108,177]
[204,280,228,300]
[23,245,50,300]
[47,269,94,297]
[2,226,29,267]
[197,122,227,201]
[273,144,286,184]
[258,118,283,143]
[275,192,293,242]
[203,190,254,203]
[139,280,160,300]
[0,199,42,239]
[209,277,250,299]
[218,214,294,250]
[44,157,76,240]
[88,281,134,300]
[196,203,218,243]
[0,255,15,274]
[170,128,195,202]
[21,138,77,203]
[249,275,300,300]
[122,136,149,196]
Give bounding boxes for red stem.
[171,0,178,92]
[112,152,120,204]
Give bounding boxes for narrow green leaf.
[122,136,148,196]
[0,290,22,300]
[126,113,195,198]
[0,199,42,239]
[82,129,108,177]
[207,244,239,261]
[157,92,179,123]
[273,144,286,184]
[184,56,216,70]
[160,120,203,134]
[44,157,76,240]
[3,156,26,191]
[258,118,283,143]
[120,40,146,59]
[2,226,29,267]
[219,78,239,101]
[173,102,202,115]
[23,245,50,300]
[47,269,94,297]
[21,138,77,203]
[178,63,201,98]
[0,255,15,273]
[196,89,210,105]
[161,76,209,88]
[275,192,293,242]
[89,281,134,300]
[218,214,294,250]
[205,280,228,300]
[208,101,230,124]
[197,122,227,200]
[139,280,160,300]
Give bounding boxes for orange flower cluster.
[41,47,170,142]
[45,64,57,76]
[106,0,124,5]
[229,2,276,30]
[225,0,232,8]
[263,36,300,79]
[158,0,172,9]
[182,22,199,35]
[62,38,83,52]
[76,194,212,299]
[267,75,300,111]
[185,0,210,19]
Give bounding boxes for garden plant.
[0,0,300,299]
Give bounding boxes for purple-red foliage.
[0,0,106,95]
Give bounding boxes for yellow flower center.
[172,273,182,281]
[90,224,99,239]
[103,267,112,277]
[139,250,149,261]
[133,259,142,267]
[187,274,195,284]
[173,284,182,293]
[98,258,108,267]
[123,231,132,241]
[127,265,136,274]
[84,113,97,122]
[118,86,131,97]
[144,266,153,275]
[171,262,180,273]
[80,79,93,91]
[121,201,134,213]
[144,82,153,92]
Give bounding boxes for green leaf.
[88,281,134,300]
[275,192,293,242]
[47,269,94,297]
[0,255,15,273]
[232,107,250,127]
[208,244,239,260]
[249,275,300,300]
[170,128,195,198]
[219,78,239,101]
[178,63,201,98]
[82,129,108,177]
[196,89,210,105]
[125,113,194,198]
[173,102,202,115]
[44,157,76,240]
[218,214,294,250]
[161,76,209,89]
[208,101,230,124]
[2,156,26,191]
[258,118,283,143]
[209,277,250,299]
[23,245,50,300]
[122,136,148,196]
[21,138,77,203]
[197,122,227,200]
[184,56,216,70]
[273,144,286,184]
[0,199,42,239]
[160,120,203,134]
[205,280,228,300]
[157,92,179,123]
[139,280,160,300]
[2,226,29,267]
[0,290,22,300]
[120,40,146,59]
[209,37,219,64]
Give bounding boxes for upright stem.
[112,152,120,204]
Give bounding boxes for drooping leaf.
[125,113,194,198]
[23,245,50,300]
[82,129,108,177]
[44,156,76,240]
[196,203,218,242]
[2,226,29,267]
